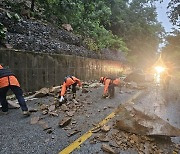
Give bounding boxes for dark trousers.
[72,83,77,94]
[0,85,28,112]
[108,84,115,98]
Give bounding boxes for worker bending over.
[59,75,82,103]
[100,77,122,98]
[0,64,30,116]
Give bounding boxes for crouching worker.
[100,77,122,99]
[59,75,82,103]
[0,65,30,116]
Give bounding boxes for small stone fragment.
[42,110,48,115]
[66,111,75,117]
[49,112,59,117]
[38,120,51,130]
[72,99,79,105]
[67,130,80,137]
[101,125,110,132]
[29,108,38,112]
[40,104,48,110]
[34,88,49,98]
[46,129,53,134]
[96,134,109,142]
[101,144,115,154]
[82,88,89,93]
[30,116,40,124]
[59,117,72,127]
[48,105,56,112]
[61,104,69,111]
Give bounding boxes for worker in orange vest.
[100,77,122,98]
[0,64,30,116]
[59,75,82,103]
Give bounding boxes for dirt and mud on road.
[0,80,180,154]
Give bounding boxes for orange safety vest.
[0,66,20,88]
[101,77,120,95]
[60,76,82,96]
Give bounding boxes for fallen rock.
[48,105,56,112]
[46,129,53,134]
[29,108,38,112]
[66,111,75,117]
[40,104,48,110]
[96,134,109,142]
[61,104,69,112]
[49,111,59,117]
[62,24,73,31]
[101,125,111,132]
[59,117,72,127]
[34,88,49,98]
[42,110,48,115]
[72,99,79,105]
[103,107,108,110]
[38,120,51,130]
[82,88,89,93]
[7,100,20,108]
[101,144,115,154]
[30,116,40,124]
[49,86,61,94]
[89,83,101,88]
[71,120,77,125]
[130,134,139,143]
[63,126,72,130]
[67,130,80,137]
[91,127,101,133]
[129,81,138,89]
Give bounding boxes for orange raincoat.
[100,77,121,95]
[60,76,82,96]
[0,65,20,88]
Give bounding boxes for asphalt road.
[0,81,179,154]
[0,85,139,154]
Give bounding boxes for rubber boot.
[73,93,76,99]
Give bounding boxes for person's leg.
[0,87,9,112]
[10,86,28,111]
[72,83,77,98]
[108,84,115,98]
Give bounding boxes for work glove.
[59,96,64,102]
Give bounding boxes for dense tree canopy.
[35,0,163,65]
[167,0,180,26]
[162,30,180,65]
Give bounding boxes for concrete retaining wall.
[0,49,127,92]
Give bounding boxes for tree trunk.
[31,0,35,12]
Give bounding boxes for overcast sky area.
[154,0,178,50]
[155,0,177,33]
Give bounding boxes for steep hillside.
[0,1,126,62]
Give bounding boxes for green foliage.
[36,0,128,52]
[6,0,161,65]
[162,30,180,65]
[0,23,7,42]
[156,0,180,25]
[107,0,164,65]
[167,0,180,25]
[83,38,99,51]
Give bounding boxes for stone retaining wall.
[0,49,127,91]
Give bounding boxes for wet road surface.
[0,81,179,154]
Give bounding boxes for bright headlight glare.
[155,66,165,73]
